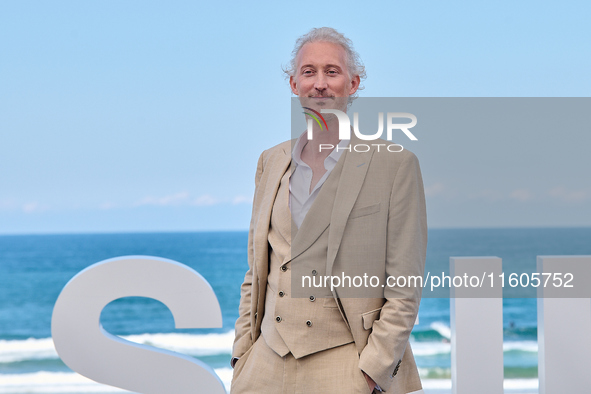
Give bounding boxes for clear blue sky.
[1,0,590,234]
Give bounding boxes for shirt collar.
[292,131,350,170]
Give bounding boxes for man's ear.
[349,75,361,95]
[290,75,299,95]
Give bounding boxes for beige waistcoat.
[261,164,354,358]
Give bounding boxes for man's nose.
[314,74,328,91]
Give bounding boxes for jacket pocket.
[231,339,256,384]
[361,308,382,330]
[349,203,380,220]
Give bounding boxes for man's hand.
[363,371,376,392]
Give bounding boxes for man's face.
[290,41,360,113]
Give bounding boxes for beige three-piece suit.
[232,134,427,393]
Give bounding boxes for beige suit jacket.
[233,134,427,392]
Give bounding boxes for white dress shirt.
[289,132,350,228]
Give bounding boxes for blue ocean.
[1,228,590,393]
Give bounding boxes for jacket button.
[306,320,312,327]
[279,291,285,297]
[280,266,287,272]
[309,295,316,302]
[254,312,258,319]
[276,316,282,323]
[312,270,317,276]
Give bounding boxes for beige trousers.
[231,336,374,394]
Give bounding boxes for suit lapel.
[289,134,374,267]
[254,146,291,281]
[272,163,295,251]
[326,135,375,276]
[289,156,343,261]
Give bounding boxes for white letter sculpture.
[51,255,226,394]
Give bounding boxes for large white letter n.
[321,109,351,139]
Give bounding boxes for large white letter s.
[51,256,226,394]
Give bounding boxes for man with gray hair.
[231,27,427,393]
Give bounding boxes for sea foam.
[0,331,235,363]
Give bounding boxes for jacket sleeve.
[232,152,265,360]
[358,152,427,391]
